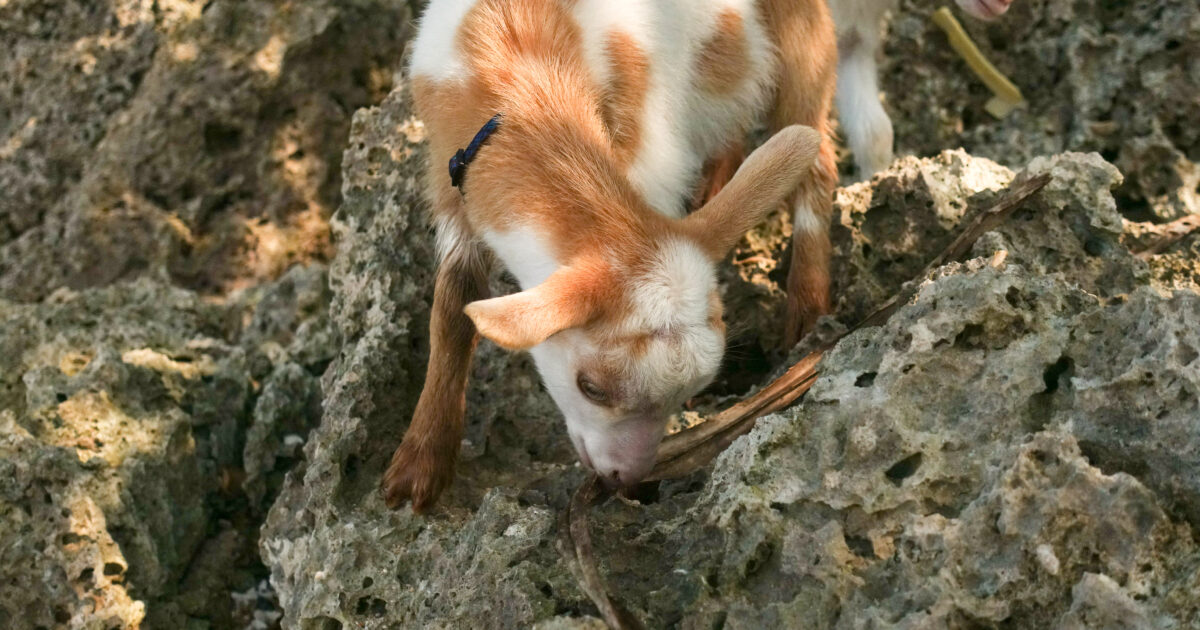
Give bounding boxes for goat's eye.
[576,374,608,404]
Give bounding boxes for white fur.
[434,213,473,263]
[410,0,479,82]
[830,0,895,180]
[793,198,827,235]
[482,226,560,289]
[576,0,775,217]
[627,238,724,401]
[835,39,894,179]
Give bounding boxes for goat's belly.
[571,0,776,218]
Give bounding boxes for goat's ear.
[464,262,609,350]
[682,125,822,260]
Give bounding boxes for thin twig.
[559,476,645,630]
[648,352,822,481]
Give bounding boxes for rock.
[1056,573,1155,630]
[879,0,1200,222]
[7,0,1195,625]
[1132,226,1200,295]
[727,149,1150,376]
[0,3,411,617]
[261,72,1200,627]
[0,269,335,628]
[0,0,413,301]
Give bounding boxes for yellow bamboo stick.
[932,7,1025,118]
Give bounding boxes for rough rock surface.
[0,265,336,628]
[260,76,1200,628]
[878,0,1200,222]
[0,2,414,625]
[4,0,1199,627]
[261,83,583,630]
[0,0,412,301]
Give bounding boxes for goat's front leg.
[383,238,488,512]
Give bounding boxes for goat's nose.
[596,455,655,489]
[600,465,647,489]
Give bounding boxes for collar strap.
[448,113,503,192]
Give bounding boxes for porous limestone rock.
[0,267,335,628]
[260,76,1200,628]
[725,149,1152,374]
[1141,230,1200,295]
[0,0,413,301]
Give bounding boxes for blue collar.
[448,113,503,192]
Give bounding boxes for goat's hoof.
[381,441,455,513]
[783,298,828,349]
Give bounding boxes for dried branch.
[1128,214,1200,258]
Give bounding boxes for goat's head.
[464,126,821,488]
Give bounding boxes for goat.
[833,0,1014,178]
[383,0,837,512]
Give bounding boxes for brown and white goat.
[833,0,1015,178]
[383,0,838,511]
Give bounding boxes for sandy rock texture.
[0,264,335,628]
[0,0,412,301]
[260,77,1200,628]
[0,1,415,626]
[877,0,1200,222]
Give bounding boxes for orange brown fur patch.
[696,10,750,96]
[601,31,649,166]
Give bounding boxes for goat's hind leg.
[382,219,488,512]
[760,0,839,347]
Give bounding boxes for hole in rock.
[845,535,875,558]
[1042,357,1074,394]
[885,453,923,485]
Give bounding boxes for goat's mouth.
[577,441,594,471]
